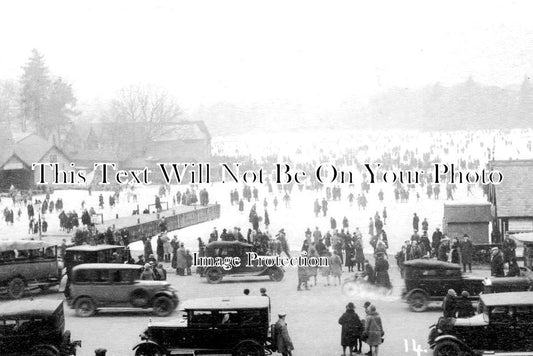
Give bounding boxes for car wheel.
[206,268,223,284]
[152,296,174,317]
[233,342,264,356]
[268,267,284,282]
[8,277,25,299]
[408,292,428,312]
[135,345,163,356]
[342,280,359,296]
[434,340,464,356]
[75,297,96,317]
[31,348,59,356]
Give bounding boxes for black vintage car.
[133,296,272,356]
[0,299,81,356]
[482,267,533,293]
[428,291,533,355]
[201,241,284,284]
[402,259,484,312]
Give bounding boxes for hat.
[144,263,151,269]
[278,312,286,317]
[347,302,355,310]
[138,255,144,258]
[461,291,470,298]
[363,301,371,308]
[491,247,499,252]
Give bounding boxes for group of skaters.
[296,218,392,291]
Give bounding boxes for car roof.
[206,241,254,249]
[0,240,56,251]
[0,299,63,318]
[66,244,124,252]
[404,258,461,270]
[181,296,269,310]
[72,263,141,271]
[480,291,533,307]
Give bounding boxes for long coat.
[176,247,187,269]
[491,253,505,277]
[339,309,362,346]
[364,312,383,346]
[460,240,473,264]
[274,319,294,353]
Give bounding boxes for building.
[443,203,492,244]
[0,125,71,190]
[64,121,212,173]
[489,159,533,240]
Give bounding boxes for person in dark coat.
[442,289,457,318]
[144,237,154,261]
[502,235,517,263]
[362,260,375,284]
[156,234,165,262]
[437,238,450,262]
[412,213,419,231]
[431,227,443,257]
[460,234,473,272]
[455,291,475,318]
[491,247,505,277]
[374,253,392,289]
[450,239,461,264]
[338,302,363,356]
[507,257,521,277]
[274,313,294,356]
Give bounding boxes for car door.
[184,310,215,349]
[513,305,533,351]
[487,306,515,351]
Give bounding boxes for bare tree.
[104,85,182,153]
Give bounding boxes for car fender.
[432,334,471,351]
[233,339,264,352]
[31,344,60,355]
[132,340,164,351]
[72,295,95,308]
[404,288,429,300]
[150,291,177,304]
[258,266,284,276]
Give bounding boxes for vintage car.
[68,264,178,317]
[201,241,284,284]
[482,267,533,293]
[428,291,533,355]
[0,240,62,299]
[0,299,81,356]
[401,259,484,312]
[64,244,129,277]
[133,296,272,356]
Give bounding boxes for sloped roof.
[0,131,68,169]
[152,121,211,142]
[443,203,492,223]
[491,160,533,217]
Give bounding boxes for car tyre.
[135,345,163,356]
[206,268,223,284]
[75,297,96,317]
[434,340,464,356]
[268,267,284,282]
[8,277,25,299]
[233,341,265,356]
[152,296,174,317]
[408,291,428,312]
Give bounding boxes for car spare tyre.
[206,267,223,284]
[268,267,284,282]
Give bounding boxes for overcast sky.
[1,0,533,110]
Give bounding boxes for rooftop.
[491,160,533,217]
[180,296,270,310]
[480,291,533,307]
[1,299,63,318]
